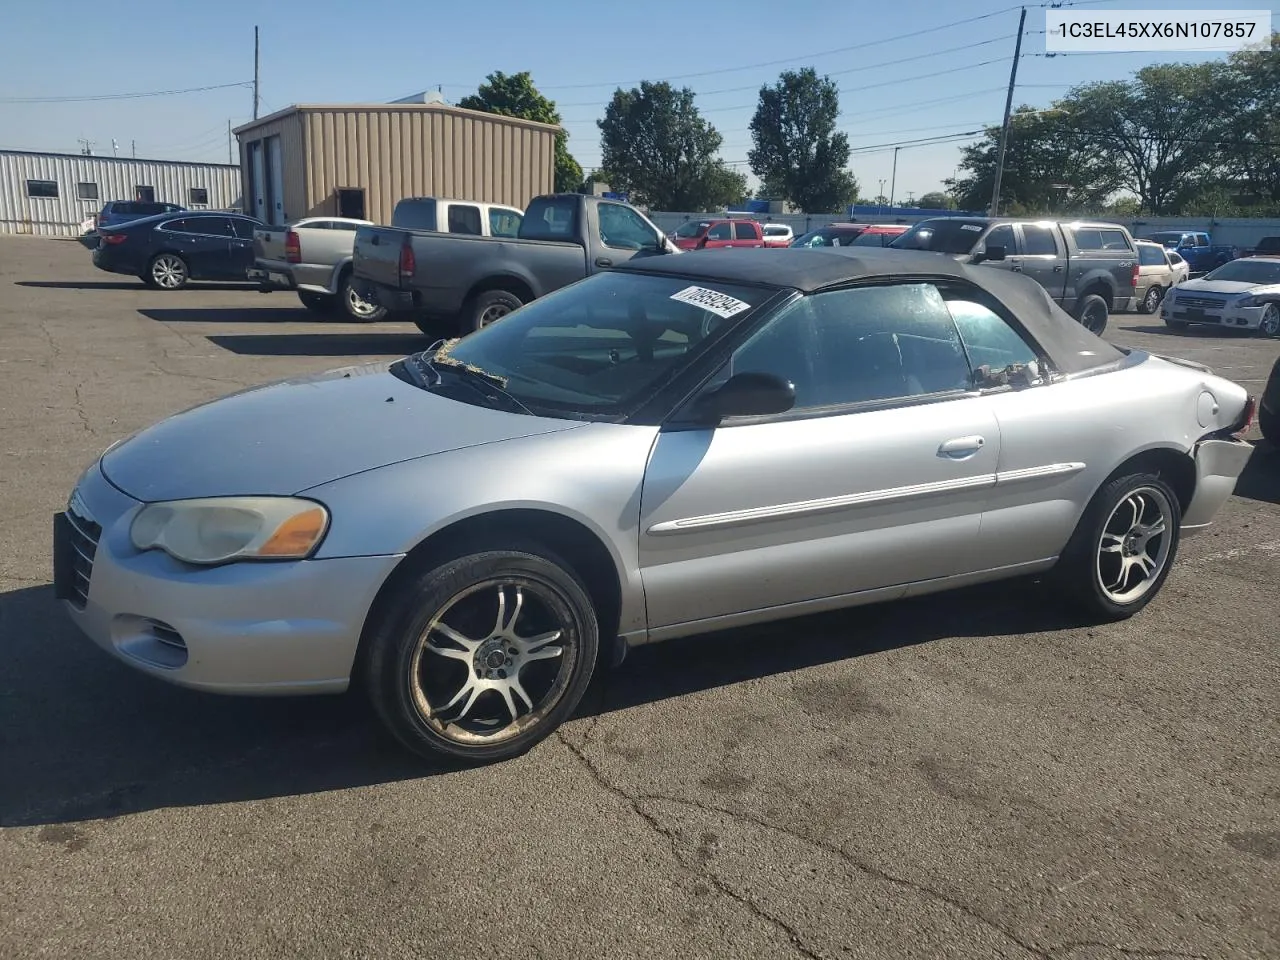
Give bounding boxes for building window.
[188,187,209,206]
[26,179,58,199]
[76,182,99,201]
[136,185,156,203]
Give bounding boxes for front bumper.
[56,462,403,695]
[1181,438,1256,534]
[1161,298,1267,329]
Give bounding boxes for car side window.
[489,209,522,238]
[733,222,758,241]
[725,283,972,411]
[229,218,257,239]
[944,294,1045,389]
[1099,229,1131,251]
[983,224,1016,255]
[598,203,658,250]
[447,204,483,235]
[196,217,235,237]
[1020,224,1058,256]
[161,218,193,232]
[1138,245,1165,266]
[304,220,332,230]
[1073,228,1105,251]
[707,223,732,241]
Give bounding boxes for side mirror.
[981,244,1006,262]
[690,371,796,423]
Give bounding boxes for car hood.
[1175,278,1276,296]
[100,362,584,501]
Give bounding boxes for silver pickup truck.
[251,198,525,322]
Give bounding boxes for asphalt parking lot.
[1,235,1277,960]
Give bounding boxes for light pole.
[877,179,886,216]
[889,147,900,209]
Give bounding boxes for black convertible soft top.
[615,246,1125,376]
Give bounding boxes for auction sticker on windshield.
[669,286,752,319]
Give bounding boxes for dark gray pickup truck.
[353,193,678,334]
[889,217,1139,334]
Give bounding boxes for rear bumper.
[356,278,416,312]
[1181,438,1256,534]
[248,260,296,293]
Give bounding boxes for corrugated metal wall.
[0,152,242,237]
[234,111,306,224]
[238,105,555,225]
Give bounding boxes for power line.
[0,80,253,104]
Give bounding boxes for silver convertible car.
[56,248,1257,763]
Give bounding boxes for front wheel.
[1138,285,1163,314]
[1075,294,1109,335]
[1053,471,1181,622]
[1258,303,1280,338]
[363,548,599,764]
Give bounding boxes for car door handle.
[1011,264,1022,272]
[1052,265,1063,273]
[595,257,613,267]
[938,436,985,459]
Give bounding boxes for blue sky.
[2,0,1276,200]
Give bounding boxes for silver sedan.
[56,248,1257,763]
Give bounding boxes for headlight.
[1234,294,1264,308]
[130,497,329,565]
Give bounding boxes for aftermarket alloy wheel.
[146,253,189,290]
[1053,471,1181,621]
[364,548,599,763]
[342,275,386,321]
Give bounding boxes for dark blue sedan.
[93,211,263,289]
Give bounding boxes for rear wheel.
[1053,471,1181,622]
[1075,293,1109,335]
[341,274,386,322]
[466,289,523,333]
[1138,285,1163,314]
[363,548,599,764]
[146,253,188,290]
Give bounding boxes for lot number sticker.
[669,285,752,319]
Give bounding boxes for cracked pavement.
[1,236,1277,959]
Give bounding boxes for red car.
[669,218,765,250]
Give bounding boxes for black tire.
[1165,319,1189,332]
[1138,285,1163,315]
[297,290,335,314]
[1052,470,1182,622]
[340,272,387,322]
[466,289,523,333]
[1260,405,1278,447]
[1258,303,1280,339]
[363,548,599,764]
[145,252,188,290]
[413,317,442,337]
[1075,293,1109,335]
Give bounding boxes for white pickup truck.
[250,198,524,321]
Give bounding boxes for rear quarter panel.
[409,233,587,315]
[975,356,1243,567]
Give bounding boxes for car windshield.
[889,220,987,253]
[420,271,775,419]
[763,225,789,236]
[1204,260,1280,285]
[674,221,711,238]
[790,229,856,247]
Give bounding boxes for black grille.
[1175,294,1227,310]
[64,503,101,610]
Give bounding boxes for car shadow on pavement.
[139,307,321,324]
[1235,441,1279,506]
[1125,324,1255,339]
[206,332,430,357]
[17,281,260,292]
[1,578,1080,827]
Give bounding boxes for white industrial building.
[0,150,242,237]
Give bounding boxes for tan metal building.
[232,103,558,226]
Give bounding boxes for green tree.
[1217,32,1280,207]
[597,81,744,211]
[946,105,1122,214]
[458,71,583,193]
[748,68,858,213]
[917,191,954,210]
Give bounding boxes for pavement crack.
[643,791,1048,958]
[1050,944,1210,959]
[72,383,96,435]
[557,730,828,960]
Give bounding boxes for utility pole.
[990,6,1027,217]
[112,139,119,157]
[77,138,93,156]
[878,179,886,215]
[906,191,916,207]
[888,146,900,208]
[131,139,136,158]
[227,119,234,164]
[253,26,261,119]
